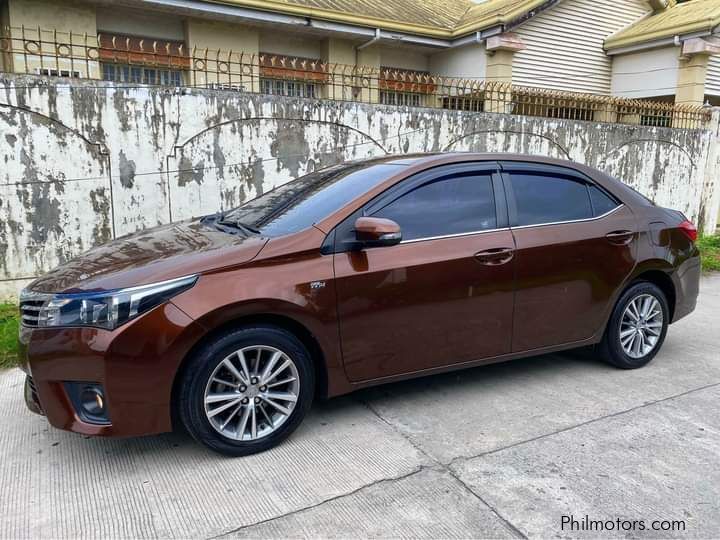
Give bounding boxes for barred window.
[37,68,80,79]
[258,53,325,99]
[380,91,421,107]
[259,78,318,98]
[379,66,432,109]
[102,63,183,86]
[640,112,672,128]
[541,106,595,121]
[442,96,484,112]
[98,33,187,87]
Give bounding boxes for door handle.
[474,247,515,265]
[605,230,634,245]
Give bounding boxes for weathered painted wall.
[0,74,718,299]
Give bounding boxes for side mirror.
[353,217,402,249]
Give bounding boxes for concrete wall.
[0,74,718,299]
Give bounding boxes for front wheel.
[599,282,669,369]
[177,326,315,456]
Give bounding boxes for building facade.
[606,0,720,107]
[0,0,717,123]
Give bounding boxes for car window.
[372,174,497,241]
[510,173,592,226]
[222,162,406,237]
[589,184,620,216]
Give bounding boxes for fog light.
[80,387,105,416]
[64,382,111,425]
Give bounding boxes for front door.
[332,163,516,382]
[502,162,638,352]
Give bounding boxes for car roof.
[350,152,594,168]
[369,152,573,167]
[356,152,651,208]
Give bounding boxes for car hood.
[27,219,268,293]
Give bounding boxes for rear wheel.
[177,325,314,456]
[599,281,669,369]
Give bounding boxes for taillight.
[678,219,698,243]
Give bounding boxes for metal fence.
[0,25,711,129]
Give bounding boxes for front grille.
[20,299,44,327]
[19,290,53,328]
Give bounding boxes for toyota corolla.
[18,153,700,456]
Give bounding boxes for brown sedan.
[18,153,701,456]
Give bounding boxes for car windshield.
[219,161,406,237]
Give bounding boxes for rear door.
[332,162,516,382]
[502,161,638,352]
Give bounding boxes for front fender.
[170,255,351,397]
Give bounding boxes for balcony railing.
[0,26,711,130]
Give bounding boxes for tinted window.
[222,162,405,236]
[510,173,592,226]
[373,175,496,241]
[589,184,620,216]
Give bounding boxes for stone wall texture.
[1,75,719,299]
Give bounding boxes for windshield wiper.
[215,213,261,236]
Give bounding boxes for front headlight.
[20,275,197,330]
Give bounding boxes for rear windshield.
[222,162,405,237]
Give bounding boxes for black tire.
[599,281,669,369]
[177,325,315,457]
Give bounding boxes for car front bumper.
[18,302,204,438]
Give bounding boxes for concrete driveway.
[2,274,719,539]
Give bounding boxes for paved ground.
[1,274,719,539]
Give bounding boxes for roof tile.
[605,0,720,50]
[211,0,555,37]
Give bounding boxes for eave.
[199,0,557,39]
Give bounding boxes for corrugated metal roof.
[207,0,557,37]
[605,0,720,50]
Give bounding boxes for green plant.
[0,303,20,369]
[698,234,720,273]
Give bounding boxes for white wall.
[378,46,429,71]
[429,43,486,80]
[5,0,99,77]
[96,7,185,41]
[259,32,324,59]
[611,46,679,99]
[7,0,96,35]
[513,0,650,93]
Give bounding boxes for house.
[0,0,716,126]
[606,0,720,106]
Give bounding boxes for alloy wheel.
[619,293,664,359]
[203,346,300,441]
